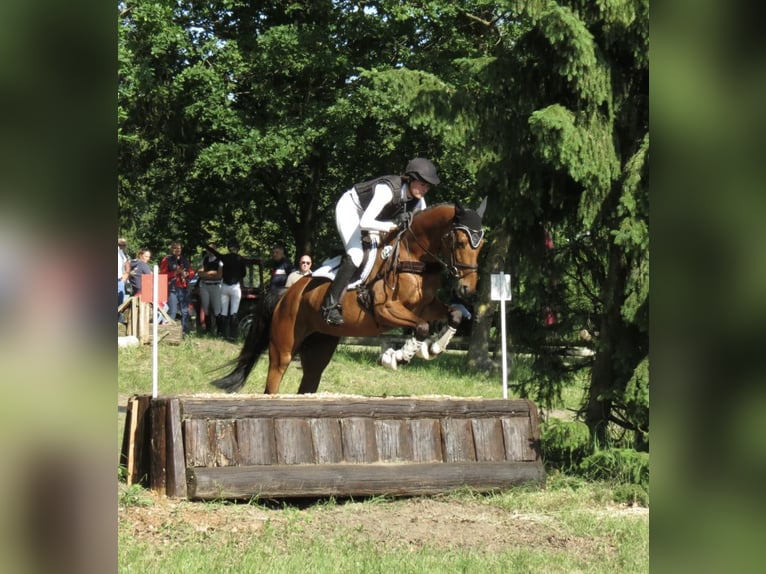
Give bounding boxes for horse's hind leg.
[264,340,293,394]
[296,333,340,394]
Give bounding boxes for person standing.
[197,243,223,336]
[117,237,129,323]
[219,239,248,340]
[285,254,312,289]
[268,244,295,298]
[128,248,152,297]
[160,241,195,335]
[322,158,440,325]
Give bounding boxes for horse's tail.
[210,293,277,393]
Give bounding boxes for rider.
[322,157,441,326]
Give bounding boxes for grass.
[117,336,551,400]
[118,337,648,573]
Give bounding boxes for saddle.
[311,232,382,289]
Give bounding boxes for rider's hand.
[393,211,412,229]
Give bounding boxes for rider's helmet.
[405,157,440,186]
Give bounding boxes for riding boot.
[322,257,358,326]
[226,315,238,341]
[216,315,225,337]
[204,313,213,335]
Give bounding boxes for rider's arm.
[359,183,398,233]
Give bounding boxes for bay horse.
[210,199,486,394]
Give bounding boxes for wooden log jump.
[120,394,545,500]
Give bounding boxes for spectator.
[197,243,224,336]
[268,244,294,298]
[128,248,152,297]
[285,254,313,289]
[160,241,195,335]
[219,239,249,341]
[117,237,129,323]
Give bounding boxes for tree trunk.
[467,227,512,373]
[584,239,626,445]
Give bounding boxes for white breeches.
[221,282,242,316]
[336,190,365,267]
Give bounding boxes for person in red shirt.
[160,241,195,335]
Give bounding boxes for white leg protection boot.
[417,325,457,360]
[380,336,422,370]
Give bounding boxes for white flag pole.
[500,297,508,399]
[152,264,159,398]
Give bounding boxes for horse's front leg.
[417,304,470,360]
[377,300,468,370]
[376,300,433,370]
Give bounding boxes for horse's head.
[448,198,486,300]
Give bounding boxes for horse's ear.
[476,197,488,218]
[455,199,465,216]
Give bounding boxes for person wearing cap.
[322,157,440,326]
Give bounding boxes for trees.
[454,1,648,448]
[118,0,648,449]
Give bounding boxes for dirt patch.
[119,487,645,554]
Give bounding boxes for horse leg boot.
[322,256,358,326]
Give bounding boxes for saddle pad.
[312,236,379,290]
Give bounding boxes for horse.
[210,199,487,394]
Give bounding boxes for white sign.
[490,273,512,301]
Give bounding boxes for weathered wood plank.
[180,398,533,420]
[183,419,214,468]
[275,418,315,464]
[375,420,413,462]
[213,420,239,467]
[341,417,378,463]
[121,394,152,485]
[471,418,506,462]
[186,462,546,500]
[165,398,188,498]
[441,418,476,462]
[309,418,343,464]
[410,419,442,463]
[236,418,276,465]
[149,399,168,492]
[502,417,538,461]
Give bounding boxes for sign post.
[490,273,512,399]
[152,265,159,399]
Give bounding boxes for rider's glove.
[393,211,412,229]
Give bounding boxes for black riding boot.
[216,314,225,337]
[322,257,358,326]
[226,315,238,341]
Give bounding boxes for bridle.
[399,218,483,281]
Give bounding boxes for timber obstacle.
[120,394,545,500]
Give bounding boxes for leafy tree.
[454,1,648,448]
[118,0,649,449]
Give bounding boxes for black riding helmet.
[405,157,440,186]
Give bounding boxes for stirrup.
[323,304,344,326]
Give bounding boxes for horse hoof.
[380,348,397,370]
